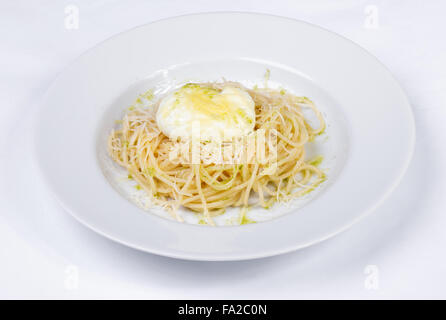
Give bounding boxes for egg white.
[156,83,255,141]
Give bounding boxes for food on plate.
[108,80,326,225]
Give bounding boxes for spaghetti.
[108,82,326,225]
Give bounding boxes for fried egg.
[156,83,255,141]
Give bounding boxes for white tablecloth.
[1,0,445,299]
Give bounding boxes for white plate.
[34,13,415,261]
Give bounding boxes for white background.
[1,0,445,299]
